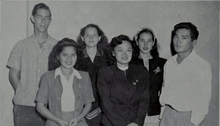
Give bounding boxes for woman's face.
[82,27,100,48]
[113,40,133,66]
[137,32,154,54]
[58,46,77,70]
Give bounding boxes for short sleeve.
[83,72,95,104]
[35,73,49,104]
[6,41,24,71]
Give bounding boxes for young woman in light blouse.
[36,38,94,126]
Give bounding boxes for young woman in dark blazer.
[98,35,150,126]
[130,28,166,126]
[74,24,108,126]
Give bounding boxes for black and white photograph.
[0,1,219,126]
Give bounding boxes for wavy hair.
[76,24,108,53]
[48,38,80,71]
[105,35,134,66]
[133,28,159,58]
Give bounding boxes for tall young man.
[7,3,57,126]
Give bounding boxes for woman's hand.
[57,119,68,126]
[68,115,82,126]
[127,122,139,126]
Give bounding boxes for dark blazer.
[130,57,166,116]
[97,64,150,126]
[74,50,107,112]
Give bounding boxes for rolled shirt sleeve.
[7,41,24,71]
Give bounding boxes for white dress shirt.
[55,67,82,112]
[159,50,212,126]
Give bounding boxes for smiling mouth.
[66,62,73,65]
[143,47,148,50]
[121,57,128,60]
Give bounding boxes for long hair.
[48,38,80,71]
[133,28,159,59]
[105,35,134,66]
[76,24,108,53]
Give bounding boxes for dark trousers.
[86,112,102,126]
[13,104,45,126]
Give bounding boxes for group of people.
[7,3,212,126]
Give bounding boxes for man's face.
[173,28,196,55]
[32,9,51,33]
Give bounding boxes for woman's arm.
[36,102,68,126]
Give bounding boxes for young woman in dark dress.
[130,28,166,126]
[98,35,150,126]
[74,24,108,126]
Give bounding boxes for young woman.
[131,28,166,126]
[36,38,94,126]
[98,35,150,126]
[74,24,108,126]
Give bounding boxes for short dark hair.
[172,22,199,41]
[32,3,51,17]
[48,38,79,71]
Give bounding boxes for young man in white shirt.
[159,22,212,126]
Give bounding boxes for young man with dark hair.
[7,3,57,126]
[159,22,212,126]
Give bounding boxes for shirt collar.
[55,67,82,79]
[31,34,53,45]
[82,49,102,58]
[171,50,197,64]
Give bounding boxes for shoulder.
[151,57,167,64]
[98,66,116,77]
[193,54,211,69]
[99,66,115,72]
[41,70,55,80]
[158,57,167,62]
[130,64,148,73]
[13,36,33,49]
[78,70,89,77]
[48,35,58,46]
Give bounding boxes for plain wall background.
[1,1,219,126]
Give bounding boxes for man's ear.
[30,16,34,24]
[81,36,84,41]
[192,39,197,46]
